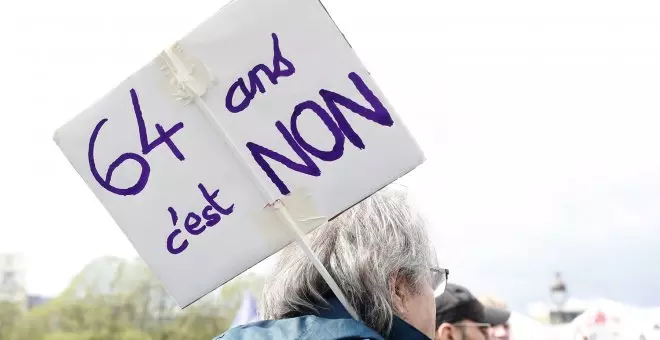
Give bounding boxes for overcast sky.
[1,0,659,312]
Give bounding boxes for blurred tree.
[0,301,23,338]
[4,256,265,340]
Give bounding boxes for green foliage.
[0,257,265,340]
[0,300,23,339]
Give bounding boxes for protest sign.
[54,0,425,307]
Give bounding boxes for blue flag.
[230,291,260,327]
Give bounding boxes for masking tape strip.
[253,189,328,240]
[159,43,216,103]
[159,45,360,320]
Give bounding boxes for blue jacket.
[214,297,430,340]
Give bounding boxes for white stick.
[273,200,360,321]
[160,45,361,322]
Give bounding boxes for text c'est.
[166,183,235,255]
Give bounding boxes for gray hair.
[261,186,437,336]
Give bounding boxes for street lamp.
[549,272,568,324]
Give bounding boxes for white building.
[0,253,27,308]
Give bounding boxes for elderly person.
[216,187,447,340]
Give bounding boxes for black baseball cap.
[435,283,511,328]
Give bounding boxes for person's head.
[435,284,511,340]
[261,186,444,338]
[479,296,511,340]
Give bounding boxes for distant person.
[215,187,447,340]
[479,296,512,340]
[435,284,511,340]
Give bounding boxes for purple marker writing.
[166,183,235,255]
[88,89,185,196]
[225,33,296,113]
[246,72,394,195]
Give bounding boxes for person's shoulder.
[214,316,384,340]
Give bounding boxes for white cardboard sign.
[54,0,424,307]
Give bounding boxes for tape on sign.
[159,43,216,104]
[253,189,328,242]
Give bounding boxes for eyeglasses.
[453,322,490,337]
[453,322,491,328]
[452,322,490,328]
[430,267,449,293]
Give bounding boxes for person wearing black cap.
[434,284,511,340]
[479,296,512,340]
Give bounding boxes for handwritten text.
[225,33,295,114]
[88,89,185,196]
[166,183,235,255]
[246,72,394,195]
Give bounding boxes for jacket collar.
[317,297,430,340]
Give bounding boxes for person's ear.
[436,323,455,340]
[389,273,412,315]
